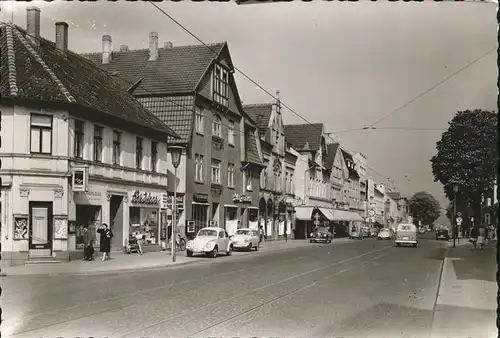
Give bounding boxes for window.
[112,130,121,165]
[211,159,221,184]
[290,173,294,193]
[195,107,204,134]
[136,137,143,169]
[285,172,290,193]
[151,141,158,172]
[212,115,222,138]
[228,121,235,145]
[213,64,229,107]
[30,114,52,154]
[93,125,103,162]
[228,163,235,188]
[74,120,84,158]
[195,154,204,182]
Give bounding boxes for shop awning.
[295,207,314,220]
[317,208,332,221]
[330,210,364,222]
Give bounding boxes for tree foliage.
[430,109,497,202]
[408,191,441,225]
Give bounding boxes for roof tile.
[283,123,324,151]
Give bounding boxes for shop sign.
[72,167,88,192]
[186,220,196,233]
[233,193,252,203]
[74,184,104,204]
[193,194,209,203]
[131,190,160,205]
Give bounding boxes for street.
[3,235,447,338]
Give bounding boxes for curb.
[429,244,449,337]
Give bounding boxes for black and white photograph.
[0,1,497,337]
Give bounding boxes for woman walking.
[97,223,113,261]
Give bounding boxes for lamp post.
[452,183,459,248]
[168,145,184,263]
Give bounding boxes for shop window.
[74,120,84,159]
[93,125,103,162]
[30,113,52,154]
[129,207,159,246]
[249,209,258,222]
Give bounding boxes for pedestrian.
[284,228,288,243]
[258,225,265,247]
[477,225,487,250]
[97,223,113,261]
[469,226,479,250]
[82,225,94,261]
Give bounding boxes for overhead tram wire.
[146,1,396,185]
[363,47,497,129]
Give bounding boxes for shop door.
[109,195,124,251]
[29,201,53,256]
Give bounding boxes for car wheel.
[396,243,401,247]
[255,244,258,251]
[186,250,193,257]
[413,243,417,248]
[211,246,218,258]
[247,243,252,251]
[226,245,232,256]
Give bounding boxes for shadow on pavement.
[432,303,497,338]
[450,246,496,282]
[424,247,447,261]
[315,302,433,338]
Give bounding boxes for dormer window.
[213,64,229,107]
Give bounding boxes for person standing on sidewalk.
[477,225,487,250]
[470,226,479,250]
[259,226,265,248]
[97,223,113,261]
[83,225,94,261]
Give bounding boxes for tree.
[445,203,453,224]
[408,191,441,225]
[430,109,497,223]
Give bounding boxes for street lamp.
[452,182,459,248]
[168,145,184,263]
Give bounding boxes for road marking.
[120,246,392,337]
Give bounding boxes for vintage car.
[377,228,392,240]
[310,226,333,243]
[436,228,450,241]
[370,227,378,237]
[418,227,426,234]
[349,228,363,240]
[231,228,260,251]
[186,227,233,258]
[395,223,418,247]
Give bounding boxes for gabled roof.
[325,143,340,170]
[283,123,324,152]
[0,22,179,140]
[245,126,264,166]
[341,148,359,179]
[81,42,227,96]
[243,103,273,135]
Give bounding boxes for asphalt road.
[3,233,447,338]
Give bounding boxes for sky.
[1,1,496,225]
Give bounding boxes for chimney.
[55,22,69,53]
[26,6,41,39]
[102,35,112,64]
[149,32,158,61]
[164,41,173,49]
[119,45,129,52]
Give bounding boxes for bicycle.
[166,234,186,251]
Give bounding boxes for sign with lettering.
[72,167,88,192]
[233,193,252,203]
[193,194,209,203]
[74,184,104,204]
[131,190,160,205]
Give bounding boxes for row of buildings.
[0,8,409,265]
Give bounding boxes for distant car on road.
[370,228,378,237]
[231,228,260,251]
[377,228,391,240]
[436,229,450,241]
[418,228,426,234]
[186,227,233,258]
[310,226,333,243]
[349,228,363,240]
[361,227,371,237]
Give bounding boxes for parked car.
[361,227,371,237]
[436,229,450,241]
[231,228,260,251]
[377,228,391,240]
[349,228,363,240]
[370,228,378,237]
[186,227,233,258]
[395,223,418,247]
[418,228,426,234]
[310,226,333,243]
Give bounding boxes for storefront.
[128,189,163,252]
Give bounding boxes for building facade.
[83,33,264,238]
[245,96,297,240]
[353,152,368,217]
[340,149,364,217]
[386,191,410,225]
[0,13,178,265]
